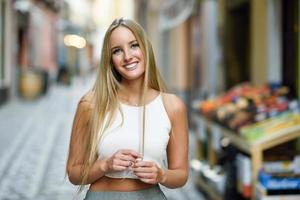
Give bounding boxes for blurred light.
[13,0,31,12]
[190,159,203,172]
[92,0,134,28]
[220,137,230,147]
[64,34,86,49]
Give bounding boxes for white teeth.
[125,63,137,69]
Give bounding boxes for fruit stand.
[192,83,300,200]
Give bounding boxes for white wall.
[267,0,282,84]
[200,0,221,96]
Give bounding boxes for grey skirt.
[84,185,167,200]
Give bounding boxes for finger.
[113,160,133,167]
[113,165,127,171]
[139,178,156,184]
[118,154,137,162]
[133,167,153,173]
[134,172,155,179]
[120,149,142,158]
[134,161,155,167]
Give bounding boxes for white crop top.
[97,94,171,179]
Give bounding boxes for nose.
[123,48,133,62]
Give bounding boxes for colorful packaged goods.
[196,83,300,142]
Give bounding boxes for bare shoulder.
[161,93,187,119]
[77,90,94,113]
[79,90,94,105]
[80,90,94,102]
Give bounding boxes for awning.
[159,0,195,31]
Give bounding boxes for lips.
[123,62,138,70]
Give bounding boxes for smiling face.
[110,26,145,82]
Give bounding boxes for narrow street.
[0,75,205,200]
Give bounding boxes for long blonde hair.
[80,18,167,187]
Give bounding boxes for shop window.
[224,0,251,90]
[282,0,299,98]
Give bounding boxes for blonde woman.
[66,18,189,200]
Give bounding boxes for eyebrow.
[111,40,138,50]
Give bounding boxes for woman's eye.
[112,48,121,54]
[131,43,139,48]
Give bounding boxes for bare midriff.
[89,176,155,191]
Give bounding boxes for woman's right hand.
[104,149,141,173]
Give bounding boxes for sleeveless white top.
[97,94,171,179]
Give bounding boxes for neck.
[121,80,144,96]
[118,79,148,104]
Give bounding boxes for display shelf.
[251,124,300,149]
[201,116,251,154]
[195,176,223,200]
[192,111,300,200]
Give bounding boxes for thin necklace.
[119,97,141,107]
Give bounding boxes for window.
[282,0,299,98]
[224,0,251,89]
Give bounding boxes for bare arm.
[160,94,189,188]
[66,96,107,185]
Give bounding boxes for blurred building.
[0,0,15,105]
[134,0,300,112]
[134,0,196,117]
[0,0,64,105]
[0,0,139,106]
[1,0,299,107]
[133,0,300,199]
[134,7,300,199]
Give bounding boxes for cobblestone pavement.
[0,75,205,200]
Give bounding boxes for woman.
[66,18,189,200]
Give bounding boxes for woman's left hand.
[133,160,166,184]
